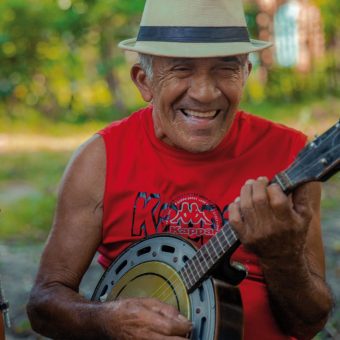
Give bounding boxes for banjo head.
[92,234,219,339]
[106,260,191,319]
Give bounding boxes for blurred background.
[0,0,339,338]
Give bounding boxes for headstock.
[274,120,340,194]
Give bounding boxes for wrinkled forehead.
[155,54,248,66]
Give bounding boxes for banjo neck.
[180,220,239,292]
[180,120,340,293]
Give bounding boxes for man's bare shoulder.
[58,133,106,211]
[67,133,106,172]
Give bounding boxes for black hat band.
[137,26,250,43]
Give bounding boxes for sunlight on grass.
[0,120,106,152]
[0,133,89,152]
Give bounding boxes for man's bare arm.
[27,135,107,338]
[229,178,333,339]
[27,135,192,340]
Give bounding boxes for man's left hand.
[228,176,312,260]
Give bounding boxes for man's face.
[133,55,250,153]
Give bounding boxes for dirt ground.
[1,210,339,340]
[0,248,104,340]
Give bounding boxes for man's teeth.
[182,109,218,118]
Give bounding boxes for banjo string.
[150,226,236,303]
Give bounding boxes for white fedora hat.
[119,0,272,58]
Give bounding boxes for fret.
[208,237,220,260]
[217,232,228,250]
[200,242,214,266]
[189,255,201,280]
[272,171,293,193]
[217,230,230,253]
[179,265,191,290]
[221,233,232,250]
[194,248,209,276]
[222,223,238,245]
[211,237,222,257]
[181,258,200,291]
[220,229,230,247]
[195,251,207,276]
[215,232,224,253]
[185,259,199,284]
[231,228,238,241]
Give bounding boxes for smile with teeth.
[181,109,220,119]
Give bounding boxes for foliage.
[0,0,145,123]
[244,52,339,104]
[0,0,338,124]
[312,0,340,45]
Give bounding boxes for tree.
[0,0,145,120]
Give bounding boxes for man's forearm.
[261,254,333,339]
[27,283,109,340]
[28,282,193,340]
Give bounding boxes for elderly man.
[27,0,332,339]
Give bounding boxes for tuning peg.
[320,158,328,166]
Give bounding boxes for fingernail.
[257,176,267,181]
[178,314,188,322]
[270,183,280,189]
[245,179,254,185]
[234,196,240,203]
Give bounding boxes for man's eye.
[220,66,238,71]
[175,67,189,72]
[174,66,191,71]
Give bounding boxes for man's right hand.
[101,298,192,339]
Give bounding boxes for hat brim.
[118,38,272,58]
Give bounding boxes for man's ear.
[131,64,153,102]
[247,61,253,76]
[242,61,253,86]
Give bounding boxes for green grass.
[0,151,71,184]
[0,151,71,241]
[0,115,107,136]
[321,175,340,212]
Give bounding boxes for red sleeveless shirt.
[97,106,306,340]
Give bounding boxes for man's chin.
[176,137,220,153]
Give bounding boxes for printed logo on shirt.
[131,192,228,245]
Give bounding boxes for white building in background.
[250,0,325,72]
[273,0,325,71]
[274,0,300,67]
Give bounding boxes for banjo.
[92,120,340,340]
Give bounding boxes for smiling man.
[27,0,332,339]
[135,55,250,154]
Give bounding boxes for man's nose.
[187,73,221,103]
